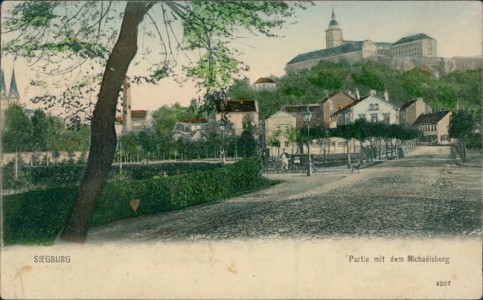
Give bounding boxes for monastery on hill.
[285,10,481,75]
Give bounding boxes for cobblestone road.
[87,146,481,243]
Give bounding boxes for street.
[87,146,481,243]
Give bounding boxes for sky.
[1,1,481,115]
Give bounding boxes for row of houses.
[166,90,452,156]
[264,90,452,154]
[115,75,452,155]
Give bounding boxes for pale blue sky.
[1,1,481,113]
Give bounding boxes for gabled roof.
[399,99,418,110]
[216,99,258,113]
[331,96,371,115]
[320,91,357,104]
[287,41,367,65]
[413,111,451,125]
[400,98,433,110]
[392,33,435,46]
[254,77,275,84]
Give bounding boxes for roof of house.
[254,77,275,84]
[399,99,419,110]
[115,110,147,123]
[282,104,320,113]
[287,41,369,65]
[178,118,208,124]
[413,111,451,125]
[265,110,295,120]
[320,91,357,103]
[392,33,435,46]
[331,96,371,115]
[216,99,258,113]
[400,98,433,110]
[375,42,392,48]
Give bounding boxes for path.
[87,146,481,243]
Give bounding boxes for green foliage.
[3,186,77,245]
[31,109,49,151]
[331,120,420,141]
[3,158,270,245]
[226,60,481,119]
[3,104,33,152]
[151,102,200,134]
[2,105,89,153]
[449,110,477,140]
[238,131,257,158]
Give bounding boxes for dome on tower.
[328,9,340,28]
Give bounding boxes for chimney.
[122,76,132,133]
[370,89,376,96]
[355,87,360,100]
[384,89,389,101]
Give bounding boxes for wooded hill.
[227,60,482,119]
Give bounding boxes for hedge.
[3,157,276,245]
[2,161,222,190]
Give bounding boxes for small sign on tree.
[129,199,140,215]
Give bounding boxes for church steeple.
[325,9,343,49]
[8,68,19,100]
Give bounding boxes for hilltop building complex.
[285,10,481,75]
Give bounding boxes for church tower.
[8,68,19,103]
[325,9,343,49]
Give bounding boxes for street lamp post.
[219,118,227,164]
[302,105,313,176]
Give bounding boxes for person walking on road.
[281,149,289,172]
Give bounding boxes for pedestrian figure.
[280,149,289,172]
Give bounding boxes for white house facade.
[264,111,297,155]
[331,94,399,127]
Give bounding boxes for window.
[382,113,390,124]
[371,113,378,123]
[358,114,366,120]
[374,104,379,110]
[285,141,289,147]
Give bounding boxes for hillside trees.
[226,60,481,118]
[2,1,304,242]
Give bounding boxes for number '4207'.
[436,281,451,286]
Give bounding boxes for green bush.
[2,161,223,191]
[115,162,222,180]
[3,157,274,245]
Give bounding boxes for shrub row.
[3,158,273,245]
[2,161,222,190]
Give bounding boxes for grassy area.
[3,158,279,246]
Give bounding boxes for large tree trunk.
[60,3,152,243]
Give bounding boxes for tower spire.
[0,69,7,98]
[8,67,19,100]
[326,9,343,49]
